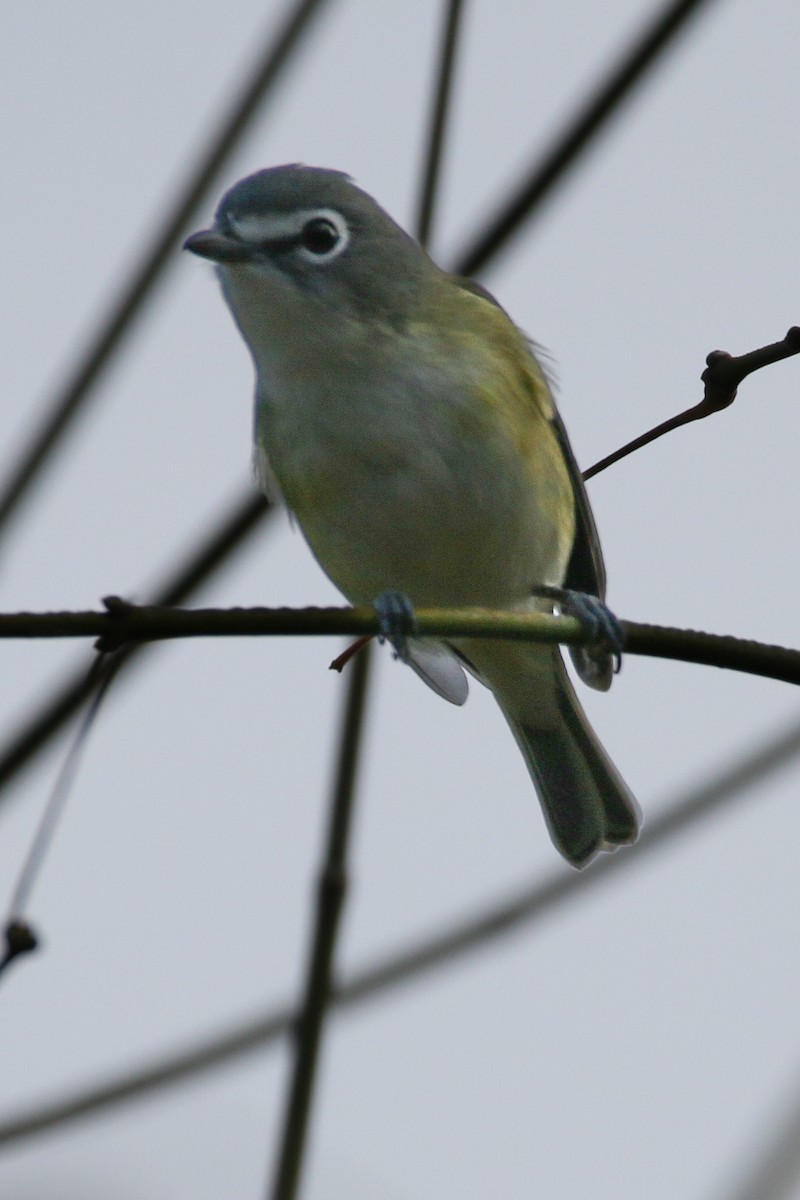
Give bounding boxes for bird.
[184,164,639,867]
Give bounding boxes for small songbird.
[184,164,639,866]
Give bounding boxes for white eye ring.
[228,207,350,263]
[295,208,350,263]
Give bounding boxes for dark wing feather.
[550,408,614,690]
[549,408,606,601]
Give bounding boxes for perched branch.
[583,326,800,480]
[1,602,800,687]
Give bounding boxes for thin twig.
[584,327,800,479]
[1,659,116,956]
[0,657,120,978]
[0,0,331,542]
[2,704,798,1147]
[268,646,372,1200]
[453,0,720,276]
[415,0,466,249]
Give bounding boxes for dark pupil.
[300,217,339,254]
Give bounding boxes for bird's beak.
[183,229,253,263]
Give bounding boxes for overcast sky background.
[1,1,800,1197]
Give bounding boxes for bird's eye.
[299,217,341,256]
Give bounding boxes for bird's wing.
[452,274,612,690]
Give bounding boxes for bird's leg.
[373,589,418,662]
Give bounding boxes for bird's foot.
[373,590,418,662]
[534,586,624,673]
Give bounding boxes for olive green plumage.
[185,164,639,866]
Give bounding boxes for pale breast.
[254,325,575,609]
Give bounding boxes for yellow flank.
[408,272,576,567]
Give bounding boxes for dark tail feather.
[505,656,639,867]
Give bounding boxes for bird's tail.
[462,642,639,867]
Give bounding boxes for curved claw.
[534,586,624,674]
[373,589,418,661]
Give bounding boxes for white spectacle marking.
[229,208,350,263]
[230,211,306,243]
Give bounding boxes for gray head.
[184,165,431,327]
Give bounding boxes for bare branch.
[0,604,799,687]
[2,705,797,1147]
[454,0,721,276]
[584,327,800,480]
[268,647,372,1200]
[415,0,466,250]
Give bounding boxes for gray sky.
[1,1,800,1197]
